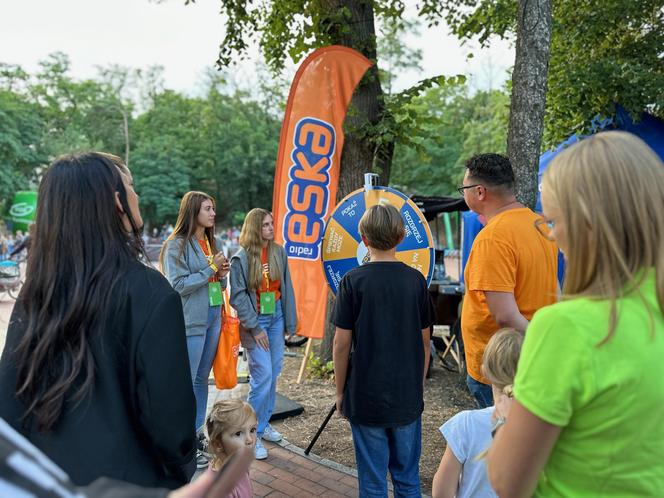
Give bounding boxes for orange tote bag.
[212,290,240,390]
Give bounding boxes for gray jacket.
[230,245,297,347]
[162,236,227,336]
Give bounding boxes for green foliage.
[390,82,509,196]
[545,0,664,144]
[0,53,282,229]
[0,90,47,202]
[379,74,468,151]
[131,136,191,225]
[213,0,378,72]
[377,16,423,95]
[307,353,335,381]
[422,0,664,146]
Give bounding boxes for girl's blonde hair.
[482,328,524,393]
[206,400,256,468]
[239,208,282,291]
[542,131,664,343]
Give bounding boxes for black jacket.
[0,262,196,489]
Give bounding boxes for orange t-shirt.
[198,239,219,283]
[256,246,281,308]
[461,208,558,384]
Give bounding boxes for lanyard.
[262,248,270,289]
[204,237,213,264]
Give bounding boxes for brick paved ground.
[250,440,361,498]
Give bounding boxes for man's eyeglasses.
[457,184,481,196]
[534,217,556,241]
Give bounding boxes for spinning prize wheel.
[321,185,435,294]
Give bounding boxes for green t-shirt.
[514,271,664,497]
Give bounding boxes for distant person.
[0,236,8,260]
[9,224,33,259]
[487,132,664,496]
[459,153,558,408]
[432,328,523,498]
[160,192,230,469]
[0,152,196,488]
[333,204,431,497]
[229,208,297,460]
[205,400,257,497]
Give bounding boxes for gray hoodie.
[230,245,297,348]
[162,236,227,336]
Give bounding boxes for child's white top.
[439,406,497,498]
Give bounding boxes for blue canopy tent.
[461,107,664,284]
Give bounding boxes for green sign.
[8,191,38,232]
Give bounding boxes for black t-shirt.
[332,261,431,427]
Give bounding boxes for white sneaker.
[262,424,283,442]
[254,437,268,460]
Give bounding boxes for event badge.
[204,237,223,307]
[260,291,276,314]
[208,281,223,307]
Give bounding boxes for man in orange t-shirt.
[459,153,558,408]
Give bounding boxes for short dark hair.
[465,153,515,191]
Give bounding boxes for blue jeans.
[467,375,494,408]
[350,418,422,498]
[246,301,284,437]
[187,305,221,431]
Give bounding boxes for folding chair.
[432,325,463,373]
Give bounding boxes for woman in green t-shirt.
[486,131,664,497]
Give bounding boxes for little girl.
[206,400,258,498]
[432,328,523,498]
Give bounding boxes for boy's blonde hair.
[358,204,405,251]
[206,400,257,467]
[481,328,524,393]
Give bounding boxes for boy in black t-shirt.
[332,204,431,497]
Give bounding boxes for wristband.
[210,263,218,273]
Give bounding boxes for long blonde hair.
[542,131,664,342]
[239,208,282,291]
[159,191,217,269]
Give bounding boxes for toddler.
[206,400,257,498]
[432,328,523,498]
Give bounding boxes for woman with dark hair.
[160,191,230,469]
[229,208,297,460]
[0,152,196,488]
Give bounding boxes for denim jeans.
[466,375,494,408]
[350,418,422,498]
[186,305,221,432]
[246,301,284,437]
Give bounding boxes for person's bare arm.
[432,446,461,498]
[333,327,352,414]
[484,291,529,331]
[487,400,561,497]
[422,328,431,384]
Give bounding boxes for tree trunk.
[318,0,392,362]
[507,0,552,209]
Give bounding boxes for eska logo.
[283,117,336,260]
